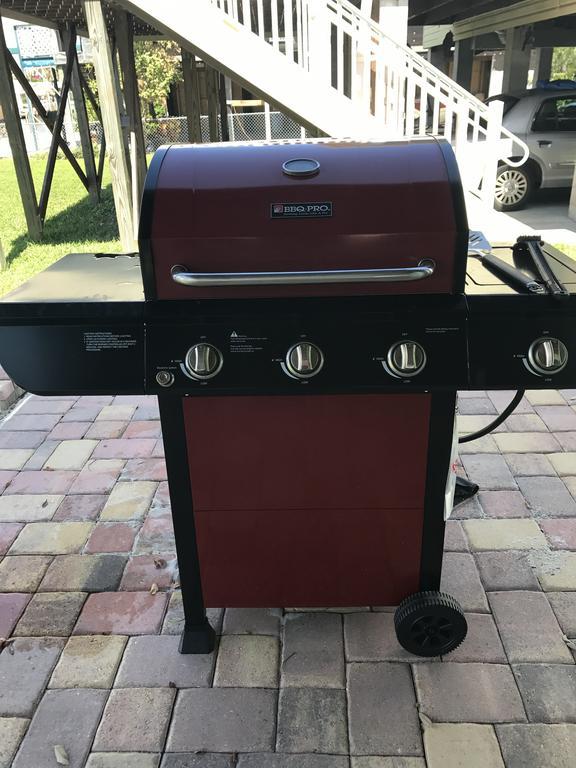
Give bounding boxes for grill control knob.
[387,341,426,377]
[285,342,324,379]
[185,343,223,380]
[528,337,568,376]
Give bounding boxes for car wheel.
[494,165,533,211]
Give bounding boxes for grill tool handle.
[170,263,435,287]
[468,249,544,294]
[515,236,568,299]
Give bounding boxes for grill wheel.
[394,590,467,657]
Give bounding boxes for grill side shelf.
[0,314,146,396]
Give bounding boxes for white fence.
[0,117,54,158]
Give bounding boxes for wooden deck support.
[206,65,220,142]
[7,47,91,196]
[78,67,107,190]
[181,50,202,143]
[63,25,99,203]
[115,10,147,200]
[84,0,135,251]
[38,28,77,222]
[0,12,42,241]
[219,73,230,142]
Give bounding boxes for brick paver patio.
[0,389,576,768]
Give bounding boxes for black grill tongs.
[468,231,545,295]
[514,235,569,300]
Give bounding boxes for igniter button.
[156,370,174,387]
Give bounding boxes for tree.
[552,48,576,81]
[134,40,182,118]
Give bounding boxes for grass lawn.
[554,243,576,260]
[0,154,120,296]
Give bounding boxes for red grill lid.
[140,137,468,300]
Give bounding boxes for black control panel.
[2,246,576,398]
[468,294,576,389]
[145,297,469,395]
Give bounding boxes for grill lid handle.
[170,262,435,287]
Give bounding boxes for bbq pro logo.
[271,202,332,219]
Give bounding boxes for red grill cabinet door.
[184,394,431,606]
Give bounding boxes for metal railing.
[208,0,530,203]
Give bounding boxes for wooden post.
[39,28,77,222]
[218,73,229,142]
[181,50,202,143]
[63,25,99,202]
[114,10,146,198]
[206,65,220,142]
[78,67,107,191]
[111,40,130,160]
[83,0,135,251]
[0,13,42,240]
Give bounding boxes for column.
[83,0,135,251]
[502,26,531,93]
[181,50,202,143]
[114,10,147,202]
[378,0,409,46]
[535,47,553,84]
[427,45,446,74]
[489,50,505,96]
[453,38,474,91]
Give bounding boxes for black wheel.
[394,591,467,657]
[494,164,533,211]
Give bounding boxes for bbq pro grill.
[2,138,576,657]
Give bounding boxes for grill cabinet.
[2,138,576,656]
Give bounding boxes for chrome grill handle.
[171,263,435,287]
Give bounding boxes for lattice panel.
[14,23,58,59]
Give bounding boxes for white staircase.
[118,0,529,204]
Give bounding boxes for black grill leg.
[419,392,457,592]
[179,620,217,654]
[158,395,215,654]
[454,476,479,506]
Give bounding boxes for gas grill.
[1,137,576,657]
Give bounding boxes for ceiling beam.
[453,0,576,40]
[409,0,524,25]
[0,6,59,29]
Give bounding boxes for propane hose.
[458,389,525,444]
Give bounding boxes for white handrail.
[206,0,529,193]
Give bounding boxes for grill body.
[2,138,576,654]
[141,138,466,611]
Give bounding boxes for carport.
[411,0,576,220]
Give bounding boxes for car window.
[532,97,576,132]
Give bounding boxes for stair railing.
[209,0,529,203]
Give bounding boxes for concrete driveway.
[466,189,576,246]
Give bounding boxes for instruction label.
[84,331,138,352]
